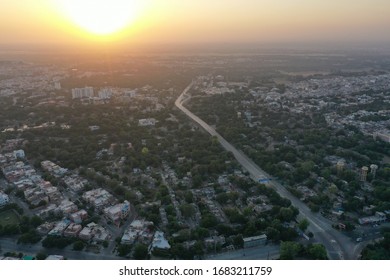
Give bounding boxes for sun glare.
[55,0,144,35]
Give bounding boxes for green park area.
[0,209,20,227]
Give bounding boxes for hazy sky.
[1,0,390,47]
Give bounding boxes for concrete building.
[0,192,10,207]
[37,204,57,219]
[150,231,170,252]
[103,201,131,225]
[360,166,369,182]
[121,220,154,245]
[70,209,88,224]
[78,222,111,242]
[93,226,111,242]
[48,220,71,236]
[54,82,61,90]
[370,164,378,179]
[98,88,112,99]
[358,212,387,225]
[204,236,226,248]
[46,255,64,260]
[71,87,94,99]
[78,224,95,241]
[243,234,267,248]
[63,223,83,237]
[13,149,25,159]
[57,199,78,215]
[41,160,68,177]
[138,118,156,127]
[82,188,114,210]
[63,175,87,193]
[37,222,55,235]
[43,186,62,202]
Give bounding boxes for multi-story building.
[48,220,71,236]
[57,199,78,215]
[360,166,369,182]
[63,223,83,237]
[72,87,94,99]
[82,188,114,210]
[103,201,131,225]
[70,209,88,224]
[41,160,68,177]
[0,192,10,207]
[98,88,112,99]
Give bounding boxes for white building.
[98,88,113,99]
[138,118,156,127]
[72,87,94,99]
[0,192,10,207]
[54,82,62,90]
[243,234,267,248]
[13,150,25,159]
[46,255,64,260]
[150,231,170,251]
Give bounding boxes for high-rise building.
[72,87,94,99]
[360,166,369,182]
[98,88,113,99]
[370,164,378,179]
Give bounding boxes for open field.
[0,209,20,227]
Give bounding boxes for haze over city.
[1,0,390,50]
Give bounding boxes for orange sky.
[1,0,390,47]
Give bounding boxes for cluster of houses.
[0,146,135,245]
[37,219,111,242]
[121,219,170,253]
[1,152,63,207]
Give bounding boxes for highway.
[175,82,362,260]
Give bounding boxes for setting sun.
[55,0,144,35]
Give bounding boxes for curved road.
[175,82,360,260]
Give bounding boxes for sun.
[55,0,144,35]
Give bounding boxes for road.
[0,238,122,260]
[175,82,362,260]
[207,244,280,260]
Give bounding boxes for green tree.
[232,235,244,249]
[35,252,48,260]
[280,241,302,260]
[73,241,85,251]
[200,214,218,228]
[180,204,195,218]
[18,230,41,244]
[278,207,295,222]
[306,244,328,260]
[298,219,310,232]
[117,244,132,257]
[30,216,43,228]
[133,244,149,260]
